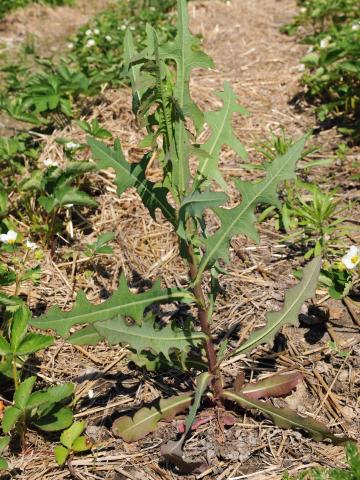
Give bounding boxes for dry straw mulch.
[2,0,360,479]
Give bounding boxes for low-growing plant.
[30,0,350,471]
[54,421,93,466]
[0,304,74,457]
[281,0,360,137]
[278,182,351,259]
[66,0,178,85]
[0,0,74,20]
[83,232,115,258]
[282,442,360,479]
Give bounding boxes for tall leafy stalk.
[31,0,350,466]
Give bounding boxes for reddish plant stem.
[186,245,223,402]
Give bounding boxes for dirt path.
[0,0,115,59]
[190,0,313,143]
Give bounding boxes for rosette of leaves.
[31,0,349,471]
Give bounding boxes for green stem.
[12,355,19,390]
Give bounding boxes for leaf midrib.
[120,394,192,436]
[198,141,303,277]
[236,259,319,353]
[90,140,175,222]
[35,290,194,329]
[199,91,231,175]
[224,391,326,437]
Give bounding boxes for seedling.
[83,232,115,258]
[77,119,112,139]
[54,421,93,466]
[31,0,349,470]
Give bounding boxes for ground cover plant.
[22,0,355,473]
[282,0,360,138]
[282,442,360,479]
[0,0,74,20]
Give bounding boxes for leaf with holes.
[94,315,206,361]
[30,274,195,336]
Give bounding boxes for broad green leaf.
[198,82,248,188]
[60,421,85,449]
[94,315,206,361]
[184,372,211,434]
[0,293,23,308]
[54,445,69,466]
[0,457,8,471]
[16,333,54,355]
[68,325,102,346]
[113,392,193,442]
[240,371,303,399]
[31,274,195,336]
[234,256,321,355]
[33,405,73,432]
[196,136,307,279]
[2,406,22,433]
[0,437,10,453]
[14,376,36,410]
[177,190,228,239]
[72,436,93,452]
[223,390,349,444]
[88,138,176,225]
[27,383,74,409]
[10,305,30,350]
[0,337,12,355]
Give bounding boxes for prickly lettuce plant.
[31,0,349,469]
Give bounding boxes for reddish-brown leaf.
[240,371,303,399]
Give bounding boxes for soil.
[0,0,359,479]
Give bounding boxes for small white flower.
[105,35,112,42]
[120,25,126,31]
[300,7,307,13]
[149,6,156,11]
[320,36,331,49]
[25,240,38,250]
[94,28,100,35]
[66,141,80,150]
[67,42,74,50]
[88,389,95,399]
[43,158,59,168]
[0,230,18,245]
[130,26,135,31]
[342,246,360,270]
[86,39,96,48]
[64,204,74,208]
[352,23,360,31]
[85,29,92,36]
